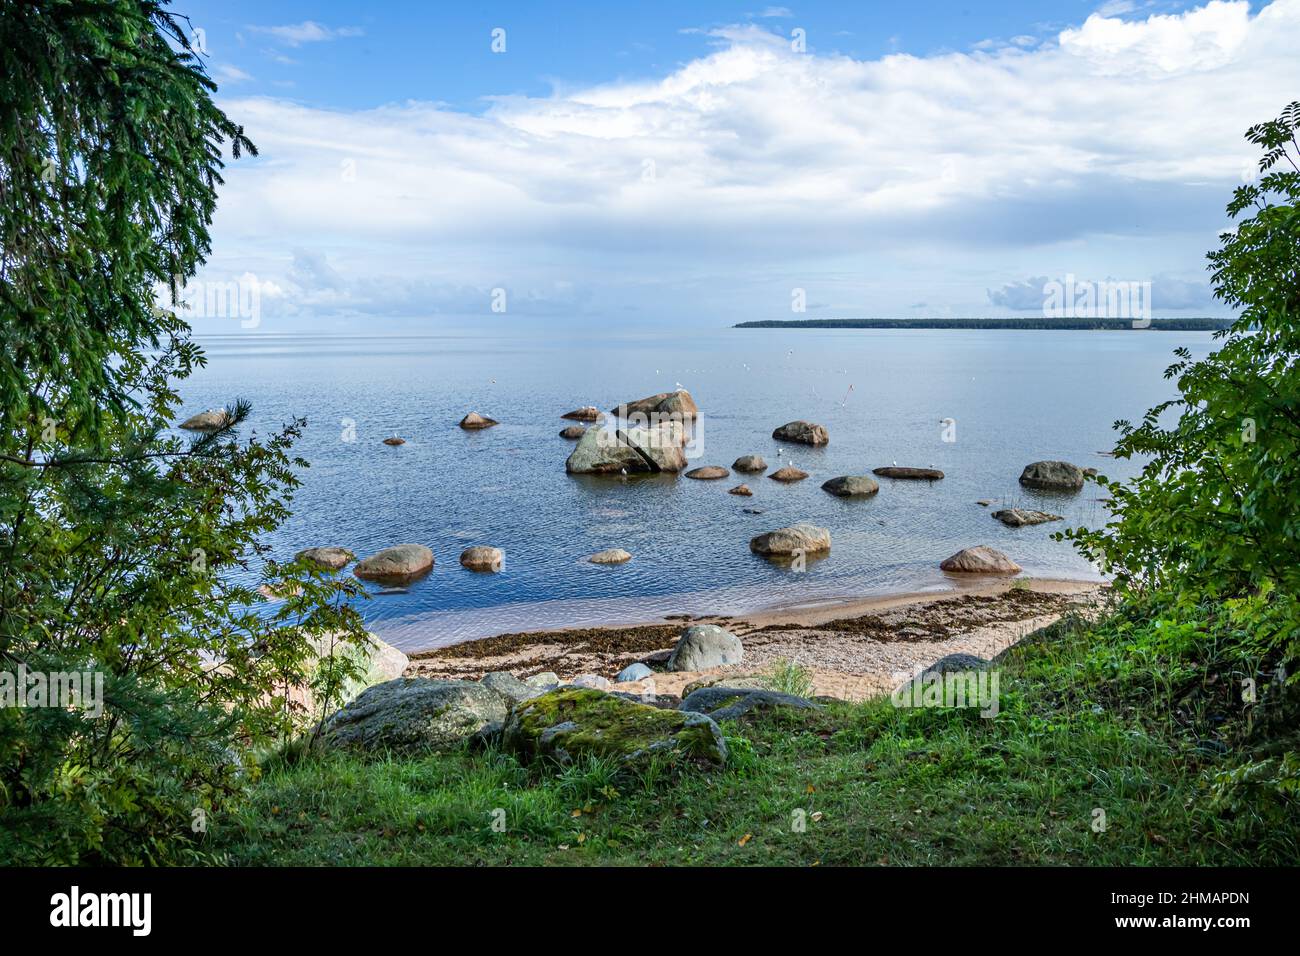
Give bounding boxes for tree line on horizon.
[734,317,1234,330]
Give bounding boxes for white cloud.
[249,21,364,47]
[200,1,1300,326]
[212,63,253,85]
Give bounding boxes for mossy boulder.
[503,688,727,768]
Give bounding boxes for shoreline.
[405,577,1108,701]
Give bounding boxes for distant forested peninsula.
[734,317,1232,331]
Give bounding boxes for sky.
[174,0,1300,331]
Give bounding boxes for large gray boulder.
[318,679,508,753]
[732,455,768,473]
[354,544,434,584]
[1019,460,1085,491]
[680,687,820,722]
[939,546,1021,574]
[772,420,829,446]
[749,523,831,557]
[503,687,726,767]
[667,624,744,671]
[822,475,880,497]
[620,421,687,472]
[480,671,545,705]
[610,389,699,421]
[565,422,686,474]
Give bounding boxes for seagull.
[675,382,685,391]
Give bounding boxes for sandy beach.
[406,577,1109,702]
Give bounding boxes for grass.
[213,614,1300,866]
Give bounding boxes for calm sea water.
[182,325,1212,651]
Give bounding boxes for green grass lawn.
[215,616,1300,866]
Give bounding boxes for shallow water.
[182,324,1211,650]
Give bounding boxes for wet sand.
[405,578,1108,702]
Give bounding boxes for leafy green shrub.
[1062,102,1300,682]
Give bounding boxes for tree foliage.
[1064,102,1300,678]
[0,1,368,864]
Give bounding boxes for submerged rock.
[382,436,406,446]
[1018,460,1085,490]
[459,411,499,430]
[749,523,831,557]
[588,548,632,564]
[667,624,744,671]
[991,508,1063,527]
[503,687,727,767]
[459,546,504,571]
[729,484,753,496]
[939,546,1021,574]
[559,425,587,440]
[772,420,828,446]
[354,544,434,584]
[732,455,768,473]
[295,546,355,570]
[821,475,880,497]
[318,678,508,753]
[685,465,730,480]
[872,466,943,480]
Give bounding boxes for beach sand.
[405,578,1109,702]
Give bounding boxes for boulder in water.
[939,546,1021,574]
[1018,460,1085,491]
[821,475,880,497]
[749,523,831,557]
[772,420,828,446]
[459,412,499,430]
[354,544,434,584]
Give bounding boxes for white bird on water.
[892,459,898,466]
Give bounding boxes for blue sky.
[172,1,1300,330]
[185,1,1164,110]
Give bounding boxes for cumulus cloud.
[198,1,1300,326]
